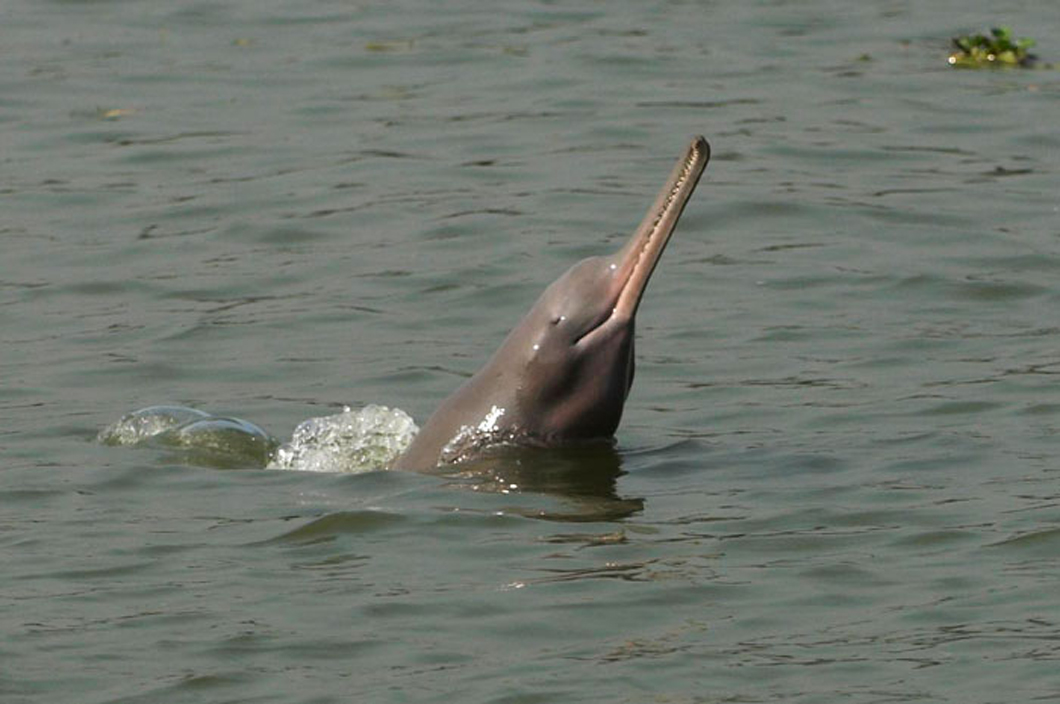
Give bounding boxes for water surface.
[3,0,1060,702]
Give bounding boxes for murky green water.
[4,1,1060,702]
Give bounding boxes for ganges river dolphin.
[394,136,711,471]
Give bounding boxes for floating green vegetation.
[949,26,1037,68]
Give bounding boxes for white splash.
[477,405,505,433]
[268,404,418,474]
[440,405,513,464]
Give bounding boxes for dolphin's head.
[394,137,710,471]
[507,136,711,443]
[513,255,638,441]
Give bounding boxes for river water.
[4,0,1060,702]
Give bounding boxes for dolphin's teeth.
[628,149,696,288]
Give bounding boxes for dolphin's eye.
[551,315,566,326]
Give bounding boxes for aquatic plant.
[949,26,1036,68]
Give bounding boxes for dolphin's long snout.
[611,136,710,321]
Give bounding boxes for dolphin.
[394,136,711,471]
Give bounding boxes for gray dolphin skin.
[394,136,711,471]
